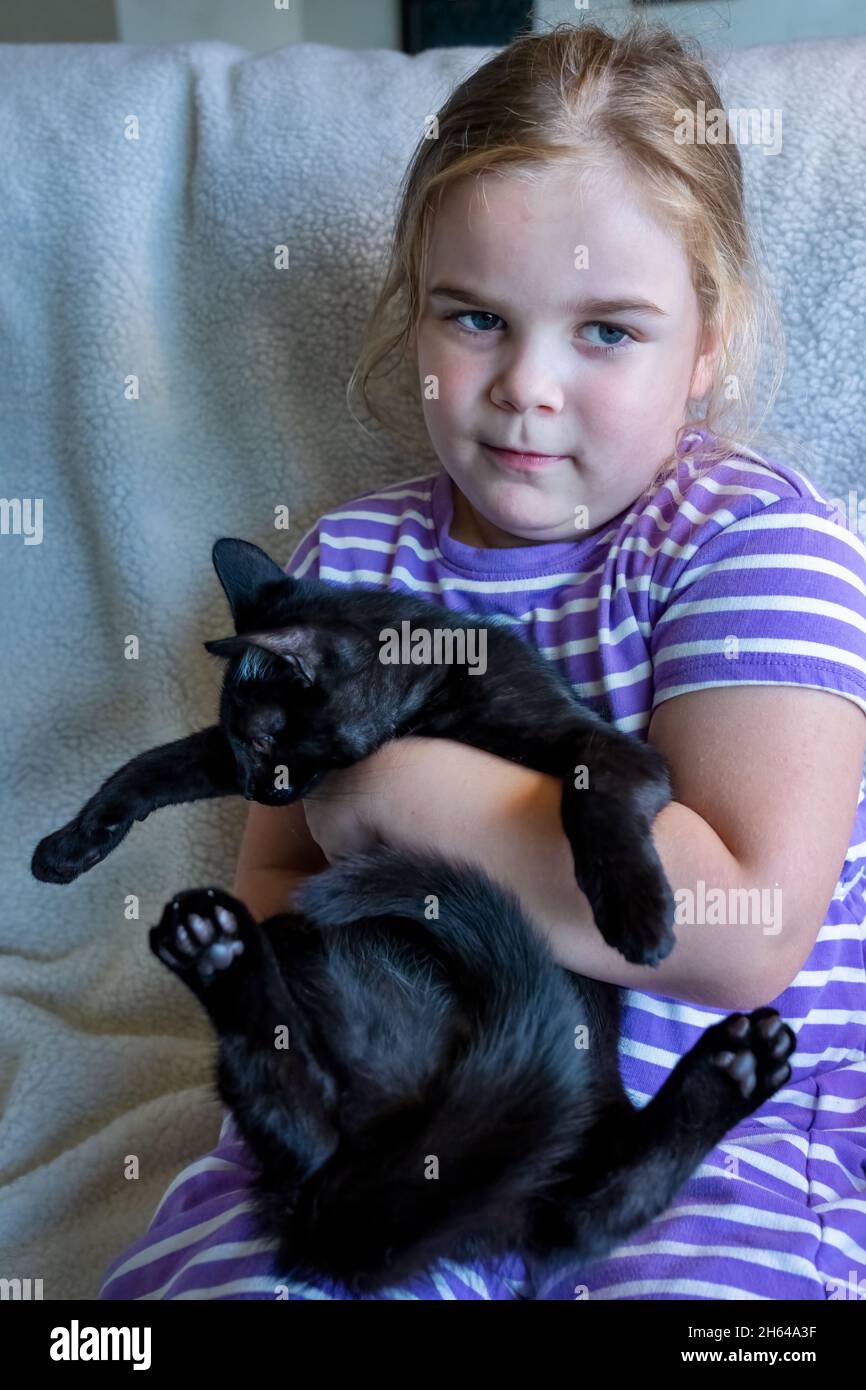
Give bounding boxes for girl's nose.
[490,353,565,415]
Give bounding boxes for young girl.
[99,20,866,1300]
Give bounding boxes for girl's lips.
[483,443,569,471]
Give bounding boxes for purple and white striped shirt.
[99,431,866,1299]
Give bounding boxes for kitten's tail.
[294,844,558,1011]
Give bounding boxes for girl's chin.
[463,494,578,545]
[475,479,566,517]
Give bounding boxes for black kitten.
[34,538,674,964]
[32,539,795,1293]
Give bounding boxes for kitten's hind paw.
[672,1006,796,1135]
[150,887,252,984]
[706,1008,795,1104]
[31,813,134,883]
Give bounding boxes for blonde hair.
[346,16,788,498]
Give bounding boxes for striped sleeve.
[283,519,321,580]
[650,499,866,717]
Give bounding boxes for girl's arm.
[357,737,760,1010]
[352,682,865,1012]
[232,799,328,922]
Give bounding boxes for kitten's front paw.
[150,887,252,984]
[31,812,134,883]
[560,783,675,966]
[590,857,676,967]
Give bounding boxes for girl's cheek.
[576,351,684,423]
[573,371,636,430]
[419,341,467,397]
[427,354,483,416]
[585,390,668,439]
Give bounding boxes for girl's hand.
[301,738,430,862]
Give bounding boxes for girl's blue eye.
[450,310,502,333]
[582,322,630,350]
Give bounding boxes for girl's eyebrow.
[428,284,668,317]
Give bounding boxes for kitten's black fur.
[32,539,795,1294]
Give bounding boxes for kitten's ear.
[211,538,291,624]
[204,630,318,686]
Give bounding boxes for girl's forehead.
[447,159,637,211]
[426,166,692,299]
